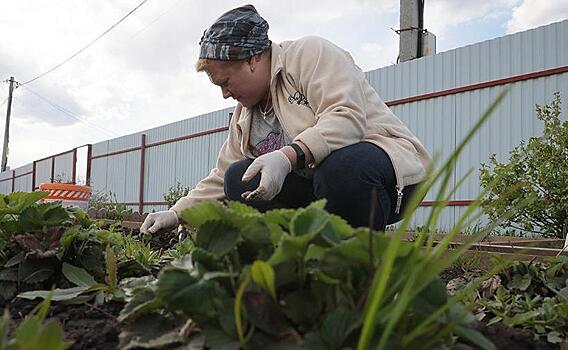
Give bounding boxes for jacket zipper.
[395,185,404,214]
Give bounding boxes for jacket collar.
[269,42,284,85]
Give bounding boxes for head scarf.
[199,4,271,60]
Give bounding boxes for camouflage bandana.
[199,4,271,61]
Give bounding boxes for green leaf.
[196,221,240,257]
[418,277,447,309]
[290,207,329,236]
[281,289,323,329]
[180,200,225,229]
[67,207,93,228]
[227,201,261,215]
[4,252,25,267]
[0,268,18,281]
[304,244,326,262]
[508,273,532,291]
[251,260,276,299]
[242,290,291,336]
[546,331,563,344]
[0,191,48,217]
[62,263,96,287]
[267,233,314,266]
[263,208,297,230]
[19,259,56,284]
[37,321,72,350]
[20,204,69,232]
[118,312,184,350]
[105,245,118,289]
[319,306,361,349]
[327,214,353,238]
[156,269,219,320]
[17,286,89,301]
[454,325,497,350]
[15,318,41,348]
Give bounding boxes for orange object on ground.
[38,183,92,209]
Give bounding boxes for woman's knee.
[314,143,394,201]
[224,159,255,200]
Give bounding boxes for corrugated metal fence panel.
[124,151,141,203]
[90,158,108,194]
[91,140,109,158]
[53,152,74,183]
[366,48,457,102]
[35,159,52,185]
[107,133,141,154]
[14,164,33,192]
[0,181,10,194]
[145,143,176,206]
[105,153,129,202]
[145,107,232,144]
[0,168,14,194]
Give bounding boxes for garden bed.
[2,192,567,349]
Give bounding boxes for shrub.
[88,190,132,220]
[163,182,191,208]
[480,93,568,238]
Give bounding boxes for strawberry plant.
[114,92,515,349]
[0,191,164,303]
[474,257,568,346]
[0,192,70,302]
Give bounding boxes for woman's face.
[206,56,270,108]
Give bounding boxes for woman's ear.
[247,54,263,72]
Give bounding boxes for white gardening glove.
[140,209,179,234]
[241,150,292,201]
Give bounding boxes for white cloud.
[507,0,568,33]
[425,0,518,37]
[0,0,565,171]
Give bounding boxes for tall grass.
[357,90,535,349]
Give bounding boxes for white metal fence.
[2,19,567,231]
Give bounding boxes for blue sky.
[0,0,567,173]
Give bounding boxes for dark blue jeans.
[224,142,417,231]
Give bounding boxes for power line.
[128,0,183,40]
[21,0,151,86]
[20,85,119,138]
[0,97,7,109]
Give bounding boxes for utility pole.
[2,77,15,172]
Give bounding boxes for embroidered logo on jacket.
[288,91,309,106]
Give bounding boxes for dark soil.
[4,292,561,350]
[439,266,465,284]
[5,297,122,350]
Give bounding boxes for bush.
[88,190,132,220]
[480,93,568,238]
[163,182,191,208]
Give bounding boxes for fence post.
[50,157,55,182]
[139,134,146,214]
[11,170,15,193]
[32,161,36,190]
[86,144,92,187]
[72,148,77,184]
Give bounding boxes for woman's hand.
[140,210,179,234]
[241,150,292,201]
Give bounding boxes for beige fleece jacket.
[171,36,431,215]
